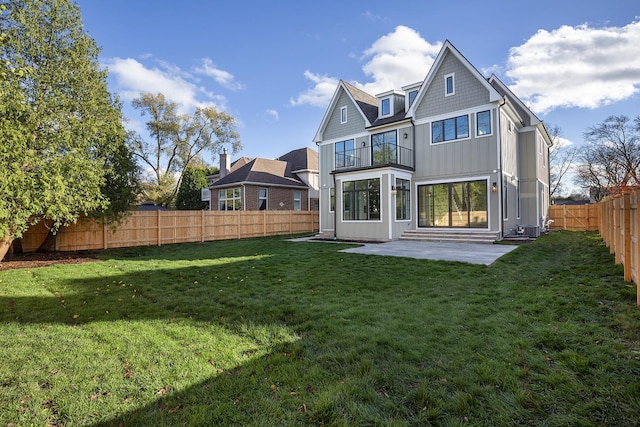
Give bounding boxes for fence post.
[157,210,162,246]
[201,210,205,243]
[103,220,108,250]
[624,194,632,281]
[263,210,267,236]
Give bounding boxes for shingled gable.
[313,80,378,143]
[406,40,502,119]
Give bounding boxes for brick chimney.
[220,148,230,178]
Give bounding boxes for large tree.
[127,92,241,207]
[575,115,640,199]
[547,124,577,199]
[0,0,138,260]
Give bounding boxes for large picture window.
[343,178,380,221]
[395,178,410,221]
[417,180,487,228]
[335,139,355,168]
[372,130,397,165]
[219,188,242,211]
[432,115,469,143]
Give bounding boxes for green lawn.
[0,232,639,426]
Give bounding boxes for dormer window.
[445,73,455,96]
[381,98,391,116]
[408,90,418,106]
[402,82,422,111]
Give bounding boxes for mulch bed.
[0,251,103,271]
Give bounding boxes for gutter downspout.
[497,97,506,238]
[332,172,337,240]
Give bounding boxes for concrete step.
[399,229,499,244]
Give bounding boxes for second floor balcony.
[335,143,414,171]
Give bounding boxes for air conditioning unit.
[201,188,211,202]
[523,225,540,238]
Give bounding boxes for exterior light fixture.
[391,185,397,195]
[403,133,408,139]
[491,182,498,192]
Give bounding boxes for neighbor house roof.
[211,150,314,189]
[276,147,318,172]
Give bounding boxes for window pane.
[432,121,443,143]
[381,98,390,115]
[477,111,491,136]
[408,90,417,106]
[456,116,469,138]
[446,76,454,94]
[444,118,456,141]
[469,180,488,227]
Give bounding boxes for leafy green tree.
[176,166,217,210]
[0,0,137,260]
[127,92,241,207]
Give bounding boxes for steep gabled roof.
[407,40,502,118]
[342,81,378,124]
[313,80,378,143]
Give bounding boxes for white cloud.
[291,26,441,107]
[290,70,339,107]
[266,109,279,121]
[357,26,441,95]
[106,58,206,110]
[194,58,245,90]
[506,20,640,113]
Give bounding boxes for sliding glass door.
[417,180,488,228]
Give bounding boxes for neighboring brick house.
[207,147,319,211]
[314,40,552,242]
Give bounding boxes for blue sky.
[76,0,639,192]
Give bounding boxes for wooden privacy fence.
[548,204,599,231]
[597,191,640,306]
[18,210,319,253]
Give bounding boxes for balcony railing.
[335,144,414,171]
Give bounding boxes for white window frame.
[380,97,391,117]
[293,191,302,211]
[445,73,455,96]
[476,110,493,137]
[340,106,347,124]
[258,188,268,210]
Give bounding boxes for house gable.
[409,40,502,120]
[313,81,377,143]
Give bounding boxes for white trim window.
[293,191,302,211]
[445,73,455,96]
[476,110,492,136]
[432,114,469,143]
[340,106,347,124]
[380,97,391,117]
[258,188,268,210]
[219,188,242,211]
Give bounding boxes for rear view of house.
[314,41,551,242]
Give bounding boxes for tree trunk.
[12,238,23,255]
[0,235,14,262]
[37,230,58,252]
